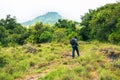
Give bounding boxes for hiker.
[70,36,80,58]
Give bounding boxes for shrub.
[39,31,52,43]
[0,56,8,68]
[108,32,120,44]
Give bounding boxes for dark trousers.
[72,46,80,58]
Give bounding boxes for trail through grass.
[18,50,72,80]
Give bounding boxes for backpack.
[70,38,77,45]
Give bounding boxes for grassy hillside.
[0,41,120,80]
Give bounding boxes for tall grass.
[0,41,120,80]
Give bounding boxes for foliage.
[80,2,120,44]
[0,13,81,46]
[39,31,53,43]
[0,15,27,46]
[55,19,77,31]
[108,32,120,44]
[53,28,66,42]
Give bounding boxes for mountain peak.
[46,12,58,15]
[22,12,62,26]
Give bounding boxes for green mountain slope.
[22,12,62,26]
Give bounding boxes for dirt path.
[16,51,72,80]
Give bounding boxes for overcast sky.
[0,0,117,23]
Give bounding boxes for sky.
[0,0,117,23]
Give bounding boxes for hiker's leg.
[72,47,75,58]
[75,46,80,56]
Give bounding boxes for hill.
[22,12,62,26]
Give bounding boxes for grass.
[0,41,120,80]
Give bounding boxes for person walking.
[70,36,80,58]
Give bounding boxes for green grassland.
[0,41,120,80]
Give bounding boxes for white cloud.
[0,0,117,23]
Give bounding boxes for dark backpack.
[70,38,77,45]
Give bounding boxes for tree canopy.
[80,2,120,44]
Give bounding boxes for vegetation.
[80,2,120,44]
[0,2,120,80]
[1,2,120,46]
[0,15,79,47]
[0,41,120,80]
[0,15,27,46]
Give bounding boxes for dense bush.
[80,2,120,44]
[0,15,28,46]
[39,31,53,43]
[109,32,120,44]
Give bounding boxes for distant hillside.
[22,12,62,26]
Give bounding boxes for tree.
[0,15,28,46]
[80,2,120,43]
[55,19,77,31]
